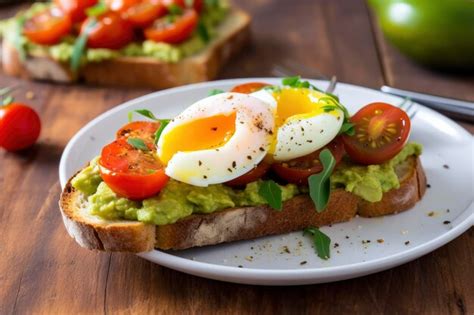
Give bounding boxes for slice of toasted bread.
[59,156,426,252]
[1,9,251,89]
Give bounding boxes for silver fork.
[271,61,418,119]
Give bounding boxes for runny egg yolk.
[159,112,236,164]
[273,88,333,126]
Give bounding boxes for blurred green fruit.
[368,0,474,71]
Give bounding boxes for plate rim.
[59,78,474,285]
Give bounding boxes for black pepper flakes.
[426,184,431,188]
[232,161,237,168]
[247,155,252,160]
[211,127,218,131]
[345,236,349,239]
[443,220,451,225]
[404,241,410,245]
[259,147,264,152]
[227,168,233,172]
[203,175,207,179]
[443,164,450,169]
[238,265,243,268]
[198,160,202,166]
[334,243,339,248]
[300,261,307,265]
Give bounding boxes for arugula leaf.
[127,138,149,151]
[304,227,331,260]
[308,149,336,212]
[258,180,283,211]
[86,2,107,17]
[154,119,170,144]
[71,19,97,72]
[133,109,159,121]
[208,89,224,96]
[339,122,355,136]
[197,21,210,43]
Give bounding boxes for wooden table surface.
[1,1,473,314]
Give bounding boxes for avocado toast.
[59,78,426,253]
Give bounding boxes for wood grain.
[0,1,473,314]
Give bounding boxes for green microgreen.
[127,138,149,151]
[86,1,107,17]
[304,227,331,260]
[154,119,170,144]
[281,75,322,92]
[132,109,159,121]
[308,149,336,212]
[208,89,224,96]
[71,19,97,72]
[339,122,355,136]
[258,180,283,211]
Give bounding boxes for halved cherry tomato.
[81,12,134,49]
[230,82,270,94]
[342,102,411,165]
[144,9,198,44]
[225,162,271,187]
[124,2,167,28]
[116,121,160,143]
[55,0,98,23]
[99,138,169,200]
[272,137,345,185]
[105,0,140,12]
[23,8,72,45]
[0,103,41,152]
[162,0,203,13]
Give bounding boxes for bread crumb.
[25,91,35,99]
[245,256,253,262]
[377,239,384,243]
[427,211,436,217]
[280,246,291,254]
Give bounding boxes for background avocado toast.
[59,78,427,253]
[0,1,250,89]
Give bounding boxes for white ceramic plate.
[59,78,474,286]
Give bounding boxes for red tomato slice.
[23,8,72,45]
[81,11,134,49]
[162,0,203,13]
[55,0,98,23]
[272,137,345,185]
[342,102,411,165]
[99,138,169,200]
[230,82,270,94]
[116,121,160,143]
[144,9,198,44]
[225,162,271,187]
[0,103,41,152]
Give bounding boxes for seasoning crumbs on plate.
[377,239,384,244]
[404,241,410,245]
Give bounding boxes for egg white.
[250,88,343,161]
[157,93,275,186]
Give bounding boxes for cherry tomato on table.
[272,137,345,185]
[0,103,41,152]
[55,0,98,23]
[342,102,411,165]
[81,11,134,49]
[162,0,203,13]
[23,7,72,45]
[225,161,271,187]
[144,9,198,44]
[230,82,270,94]
[116,121,160,144]
[99,138,169,200]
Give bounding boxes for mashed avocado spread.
[0,1,228,64]
[71,143,422,225]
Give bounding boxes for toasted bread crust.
[59,156,426,252]
[1,9,250,89]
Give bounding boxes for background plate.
[59,78,473,285]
